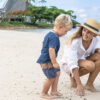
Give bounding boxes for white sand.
[0,30,100,100]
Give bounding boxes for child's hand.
[53,63,60,69]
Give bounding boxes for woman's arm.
[95,48,100,53]
[73,68,84,96]
[62,39,85,96]
[86,48,100,61]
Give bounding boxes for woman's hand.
[73,68,85,96]
[76,84,85,96]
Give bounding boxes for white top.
[59,36,100,76]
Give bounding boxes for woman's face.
[82,28,96,41]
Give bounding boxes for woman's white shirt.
[59,36,100,76]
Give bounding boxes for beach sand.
[0,30,100,100]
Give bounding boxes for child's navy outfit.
[37,31,60,78]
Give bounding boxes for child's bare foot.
[70,77,77,88]
[51,91,63,96]
[40,93,53,99]
[85,84,97,92]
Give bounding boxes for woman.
[60,18,100,96]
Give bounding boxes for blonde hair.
[54,14,72,27]
[66,27,83,45]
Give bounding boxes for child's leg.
[51,71,62,96]
[40,78,55,99]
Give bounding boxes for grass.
[0,21,24,26]
[0,21,53,28]
[9,21,25,26]
[0,22,11,26]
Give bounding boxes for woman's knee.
[87,61,95,72]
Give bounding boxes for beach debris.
[83,98,87,100]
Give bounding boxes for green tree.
[66,10,76,19]
[8,3,79,27]
[28,6,47,24]
[28,5,79,26]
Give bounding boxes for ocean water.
[15,28,52,34]
[15,28,77,39]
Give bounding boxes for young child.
[37,14,72,99]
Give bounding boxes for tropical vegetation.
[0,5,79,28]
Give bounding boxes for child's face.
[58,26,72,36]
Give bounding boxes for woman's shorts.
[42,67,60,78]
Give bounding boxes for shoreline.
[0,25,53,30]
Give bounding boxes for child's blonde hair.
[54,14,72,27]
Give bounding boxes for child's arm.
[49,47,60,69]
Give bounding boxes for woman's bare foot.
[70,77,77,88]
[85,84,97,92]
[51,91,63,96]
[40,93,53,99]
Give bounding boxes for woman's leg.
[78,59,95,76]
[85,53,100,92]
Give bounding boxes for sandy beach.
[0,30,100,100]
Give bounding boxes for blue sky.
[34,0,100,23]
[0,0,7,8]
[0,0,100,23]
